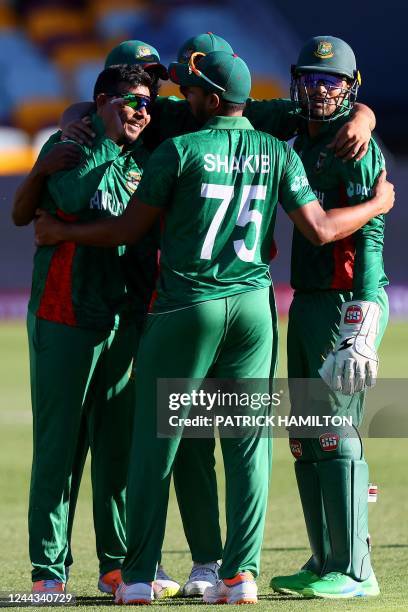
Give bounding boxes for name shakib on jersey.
[90,190,125,216]
[203,154,271,174]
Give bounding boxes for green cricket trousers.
[122,287,274,584]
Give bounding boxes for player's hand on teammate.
[34,210,66,246]
[319,301,380,395]
[372,169,395,214]
[61,116,96,147]
[36,144,83,175]
[327,115,371,161]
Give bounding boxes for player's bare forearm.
[352,103,376,131]
[289,170,394,245]
[327,103,376,161]
[35,197,162,247]
[12,143,82,225]
[12,164,46,226]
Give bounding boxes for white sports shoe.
[115,581,154,605]
[182,562,220,597]
[203,571,258,604]
[154,565,181,599]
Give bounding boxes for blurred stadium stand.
[0,0,406,316]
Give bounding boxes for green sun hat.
[105,40,168,79]
[169,50,251,104]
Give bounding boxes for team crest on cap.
[289,439,303,458]
[344,305,363,324]
[136,46,152,58]
[319,433,339,451]
[314,41,334,59]
[126,171,142,194]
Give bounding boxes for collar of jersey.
[203,115,254,130]
[297,109,353,145]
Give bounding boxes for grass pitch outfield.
[0,320,407,611]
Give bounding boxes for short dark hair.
[93,64,158,101]
[220,100,246,113]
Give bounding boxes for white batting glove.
[319,301,380,395]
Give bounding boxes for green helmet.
[291,36,361,121]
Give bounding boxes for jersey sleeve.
[279,146,317,212]
[244,98,300,140]
[340,141,386,301]
[46,116,120,214]
[135,139,181,208]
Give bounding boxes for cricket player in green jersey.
[14,40,224,597]
[270,36,390,599]
[24,64,161,595]
[35,50,393,604]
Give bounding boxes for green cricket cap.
[293,36,357,80]
[105,40,168,79]
[169,50,251,104]
[176,32,233,63]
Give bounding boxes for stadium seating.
[0,126,33,174]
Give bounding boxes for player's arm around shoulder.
[35,138,181,248]
[46,115,121,215]
[12,135,83,226]
[284,143,394,246]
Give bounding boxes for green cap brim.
[168,61,211,90]
[295,65,354,79]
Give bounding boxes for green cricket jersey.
[136,115,316,313]
[144,95,300,149]
[29,114,157,330]
[290,112,388,301]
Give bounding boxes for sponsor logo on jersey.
[344,304,363,324]
[319,432,339,451]
[314,41,334,59]
[90,189,125,216]
[315,151,327,173]
[203,154,270,174]
[289,439,302,458]
[346,181,373,198]
[126,171,142,194]
[290,175,310,192]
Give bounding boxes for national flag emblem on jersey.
[289,439,303,458]
[344,304,363,324]
[314,41,334,59]
[319,433,339,451]
[126,171,142,194]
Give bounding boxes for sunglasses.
[106,93,151,110]
[298,73,347,89]
[188,52,226,93]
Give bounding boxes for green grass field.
[1,321,407,611]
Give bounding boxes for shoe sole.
[272,586,304,596]
[301,587,366,599]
